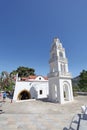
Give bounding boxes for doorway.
[17,90,31,100]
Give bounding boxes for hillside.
[72,76,80,87]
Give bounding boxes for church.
[13,75,49,101]
[13,37,73,104]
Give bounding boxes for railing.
[69,114,80,130]
[48,71,72,78]
[48,72,59,77]
[59,57,68,62]
[49,56,67,63]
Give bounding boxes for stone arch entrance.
[63,82,70,101]
[17,90,31,100]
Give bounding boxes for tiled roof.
[44,77,48,80]
[28,75,37,79]
[20,75,48,81]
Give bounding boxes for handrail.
[69,114,81,130]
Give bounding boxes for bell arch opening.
[63,84,69,101]
[17,90,31,100]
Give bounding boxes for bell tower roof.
[53,37,60,43]
[51,37,62,50]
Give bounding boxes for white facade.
[13,76,48,101]
[48,37,73,104]
[13,37,73,104]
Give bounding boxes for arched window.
[59,52,63,57]
[60,64,66,73]
[63,84,69,101]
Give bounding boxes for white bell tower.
[48,37,73,104]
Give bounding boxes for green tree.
[78,70,87,92]
[10,66,35,77]
[0,71,14,91]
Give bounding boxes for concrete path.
[0,96,87,130]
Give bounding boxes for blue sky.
[0,0,87,77]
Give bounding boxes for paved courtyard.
[0,96,87,130]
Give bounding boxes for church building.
[13,75,48,101]
[13,37,73,104]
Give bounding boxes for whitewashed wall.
[13,77,48,101]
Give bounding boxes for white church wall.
[48,77,61,102]
[13,81,31,101]
[37,83,49,99]
[48,77,73,104]
[13,80,48,101]
[59,79,73,103]
[35,76,47,81]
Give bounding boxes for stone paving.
[0,96,87,130]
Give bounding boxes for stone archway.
[17,90,31,100]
